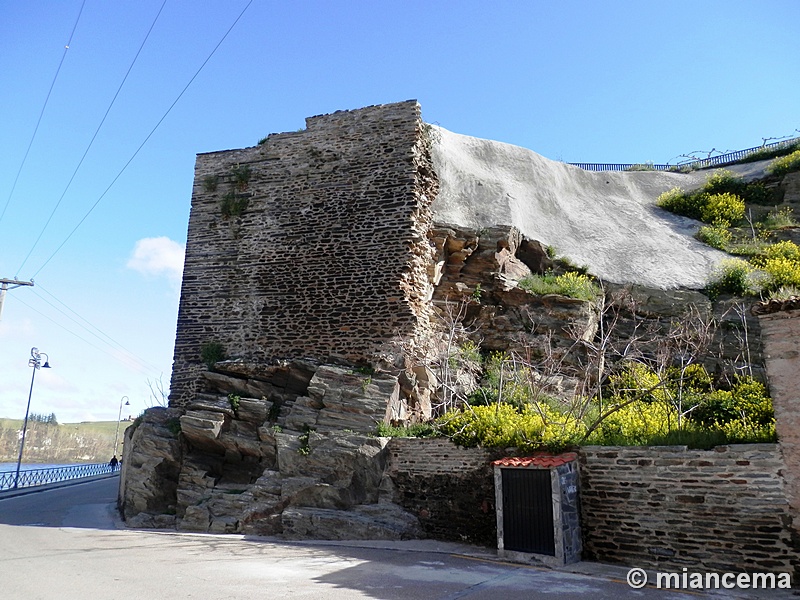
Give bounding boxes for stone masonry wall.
[758,308,800,524]
[383,438,500,546]
[580,445,800,578]
[170,101,438,406]
[385,438,799,579]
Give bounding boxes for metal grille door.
[502,468,555,555]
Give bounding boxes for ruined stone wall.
[580,444,800,577]
[757,308,800,524]
[170,101,438,406]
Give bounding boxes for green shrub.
[696,224,732,250]
[700,193,745,226]
[768,149,800,176]
[702,170,746,197]
[726,237,771,258]
[587,400,677,446]
[738,181,774,205]
[657,187,705,220]
[763,256,800,288]
[706,259,755,299]
[166,417,182,436]
[606,362,665,404]
[749,241,800,289]
[200,341,226,369]
[203,175,219,192]
[231,164,252,191]
[437,403,584,453]
[753,240,800,265]
[470,352,534,408]
[518,271,600,301]
[220,191,249,218]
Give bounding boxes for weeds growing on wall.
[200,341,226,369]
[203,163,254,219]
[220,191,250,218]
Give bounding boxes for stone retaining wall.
[170,100,438,407]
[385,438,799,578]
[383,438,499,546]
[579,444,800,577]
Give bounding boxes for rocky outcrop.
[119,407,183,527]
[121,362,421,540]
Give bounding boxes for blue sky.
[0,1,797,423]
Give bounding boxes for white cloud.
[127,237,185,282]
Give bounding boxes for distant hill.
[0,418,134,463]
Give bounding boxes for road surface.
[0,478,781,599]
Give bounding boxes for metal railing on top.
[0,463,116,492]
[570,137,800,173]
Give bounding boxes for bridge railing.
[0,463,116,492]
[571,137,800,173]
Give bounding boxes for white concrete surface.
[430,127,772,290]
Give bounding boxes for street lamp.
[113,396,130,458]
[14,347,51,489]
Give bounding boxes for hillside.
[430,126,774,289]
[0,418,133,463]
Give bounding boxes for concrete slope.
[430,126,770,290]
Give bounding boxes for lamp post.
[113,396,130,458]
[14,347,50,489]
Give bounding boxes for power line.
[32,284,166,375]
[0,0,87,228]
[16,0,169,276]
[7,291,159,378]
[29,0,255,279]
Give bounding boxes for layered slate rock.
[123,361,421,540]
[119,407,183,528]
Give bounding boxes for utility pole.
[0,278,34,321]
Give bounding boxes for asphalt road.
[0,478,778,599]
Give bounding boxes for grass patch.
[519,271,601,301]
[762,207,797,230]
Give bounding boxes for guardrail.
[0,463,116,492]
[571,137,800,173]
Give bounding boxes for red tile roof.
[492,452,578,469]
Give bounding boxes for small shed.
[492,453,581,566]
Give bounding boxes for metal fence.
[570,137,800,173]
[0,463,116,492]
